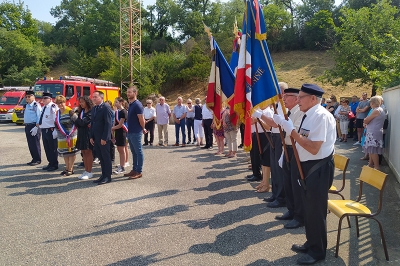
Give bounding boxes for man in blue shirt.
[124,86,146,179]
[172,97,188,147]
[349,95,359,140]
[24,91,42,165]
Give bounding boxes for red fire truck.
[12,76,120,124]
[0,88,30,123]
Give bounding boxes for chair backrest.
[334,154,349,172]
[359,166,388,190]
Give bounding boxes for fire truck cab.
[12,76,120,124]
[0,88,29,122]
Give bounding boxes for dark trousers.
[250,133,262,178]
[174,119,186,144]
[110,142,115,162]
[42,128,58,167]
[282,147,303,222]
[203,119,213,147]
[270,133,285,203]
[348,118,356,138]
[25,124,41,162]
[144,120,155,144]
[94,140,112,179]
[300,155,334,260]
[240,123,245,146]
[186,118,194,142]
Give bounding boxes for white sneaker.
[93,158,100,164]
[353,141,361,146]
[124,162,130,167]
[114,166,125,174]
[78,171,88,180]
[80,172,93,180]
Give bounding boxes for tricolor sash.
[115,110,128,132]
[55,110,77,152]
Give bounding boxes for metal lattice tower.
[120,0,141,92]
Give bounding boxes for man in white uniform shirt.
[201,97,214,149]
[38,92,59,171]
[143,99,156,145]
[273,84,336,265]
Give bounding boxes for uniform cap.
[284,88,300,94]
[300,84,324,97]
[42,92,52,98]
[25,91,34,96]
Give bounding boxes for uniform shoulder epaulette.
[51,104,56,108]
[33,102,37,106]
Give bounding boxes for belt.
[186,117,194,119]
[24,123,36,126]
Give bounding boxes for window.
[0,97,19,105]
[83,86,91,96]
[76,86,82,98]
[66,85,74,98]
[33,84,63,98]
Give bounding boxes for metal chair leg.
[374,218,389,261]
[346,216,351,228]
[336,216,345,258]
[355,216,359,237]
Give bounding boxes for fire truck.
[12,76,120,124]
[0,87,30,122]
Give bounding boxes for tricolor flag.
[248,0,281,110]
[233,7,252,151]
[206,36,236,129]
[233,0,282,151]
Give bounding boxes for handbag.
[348,111,355,120]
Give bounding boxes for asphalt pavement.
[1,123,399,266]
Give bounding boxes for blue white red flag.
[206,36,236,129]
[248,0,281,110]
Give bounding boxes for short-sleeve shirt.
[251,107,273,133]
[144,107,156,120]
[186,105,195,118]
[156,103,170,125]
[284,104,304,145]
[173,104,187,118]
[24,101,42,124]
[127,100,144,133]
[202,104,213,119]
[356,100,370,119]
[114,109,127,126]
[296,104,336,161]
[39,102,58,128]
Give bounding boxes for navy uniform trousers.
[282,146,304,223]
[25,124,41,162]
[42,128,58,167]
[270,133,285,203]
[94,140,112,179]
[300,154,334,260]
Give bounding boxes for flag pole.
[248,0,306,184]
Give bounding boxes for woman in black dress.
[71,96,94,180]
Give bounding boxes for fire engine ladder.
[64,76,115,86]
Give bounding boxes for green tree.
[325,0,400,93]
[303,10,335,50]
[0,1,39,42]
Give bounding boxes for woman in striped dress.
[55,95,79,176]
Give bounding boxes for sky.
[19,0,160,24]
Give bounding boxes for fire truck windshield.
[33,84,64,98]
[0,96,19,105]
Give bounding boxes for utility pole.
[120,0,141,92]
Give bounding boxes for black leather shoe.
[29,161,41,166]
[263,196,276,202]
[201,146,209,149]
[27,161,34,165]
[247,175,262,182]
[291,244,308,253]
[93,176,104,183]
[98,177,111,185]
[285,219,304,229]
[47,166,58,171]
[275,212,293,220]
[42,165,50,170]
[267,200,286,208]
[296,254,322,265]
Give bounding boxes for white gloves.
[52,129,58,139]
[30,126,38,136]
[281,118,295,136]
[273,114,284,125]
[252,110,263,119]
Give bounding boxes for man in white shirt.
[143,99,156,145]
[38,92,59,171]
[201,97,214,149]
[273,84,336,265]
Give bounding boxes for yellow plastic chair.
[329,154,350,200]
[328,166,389,261]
